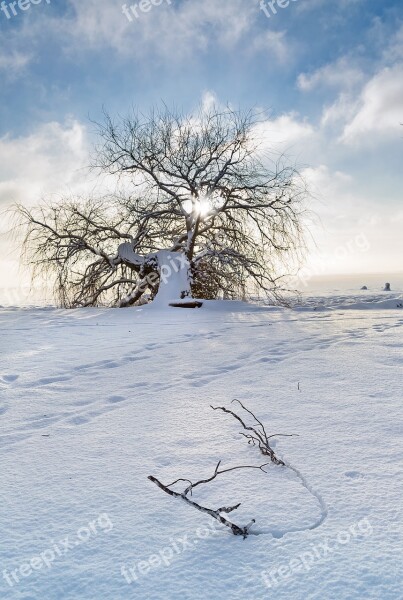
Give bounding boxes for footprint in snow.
[106,395,126,404]
[123,355,146,363]
[68,415,90,426]
[35,375,71,386]
[70,398,94,407]
[21,415,62,430]
[345,471,365,479]
[0,374,19,384]
[0,432,31,447]
[190,378,213,388]
[154,456,172,467]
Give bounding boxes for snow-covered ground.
[1,298,402,599]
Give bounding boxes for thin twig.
[210,400,294,466]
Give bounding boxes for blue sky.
[1,0,403,293]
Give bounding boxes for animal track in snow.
[345,471,365,479]
[0,374,19,384]
[68,415,90,426]
[106,395,126,404]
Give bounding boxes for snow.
[151,251,191,306]
[0,298,402,599]
[117,246,192,306]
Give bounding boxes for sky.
[0,0,403,300]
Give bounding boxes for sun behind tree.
[16,104,309,308]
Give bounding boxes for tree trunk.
[152,250,192,306]
[118,244,192,306]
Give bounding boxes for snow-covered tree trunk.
[118,243,192,307]
[151,250,192,306]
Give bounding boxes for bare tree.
[16,104,308,307]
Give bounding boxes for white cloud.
[251,30,290,64]
[254,113,315,150]
[378,22,403,62]
[0,120,113,298]
[321,92,359,127]
[341,64,403,144]
[0,120,90,208]
[0,0,262,75]
[0,51,32,72]
[200,91,219,113]
[300,164,403,274]
[298,58,364,91]
[65,0,257,60]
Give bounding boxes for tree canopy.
[16,105,309,307]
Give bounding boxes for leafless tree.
[16,104,309,307]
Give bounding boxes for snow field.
[0,301,402,599]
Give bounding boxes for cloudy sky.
[1,0,402,296]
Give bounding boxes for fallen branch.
[148,461,269,538]
[148,402,316,539]
[211,401,327,530]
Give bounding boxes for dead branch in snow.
[148,461,270,538]
[149,401,299,538]
[211,399,297,465]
